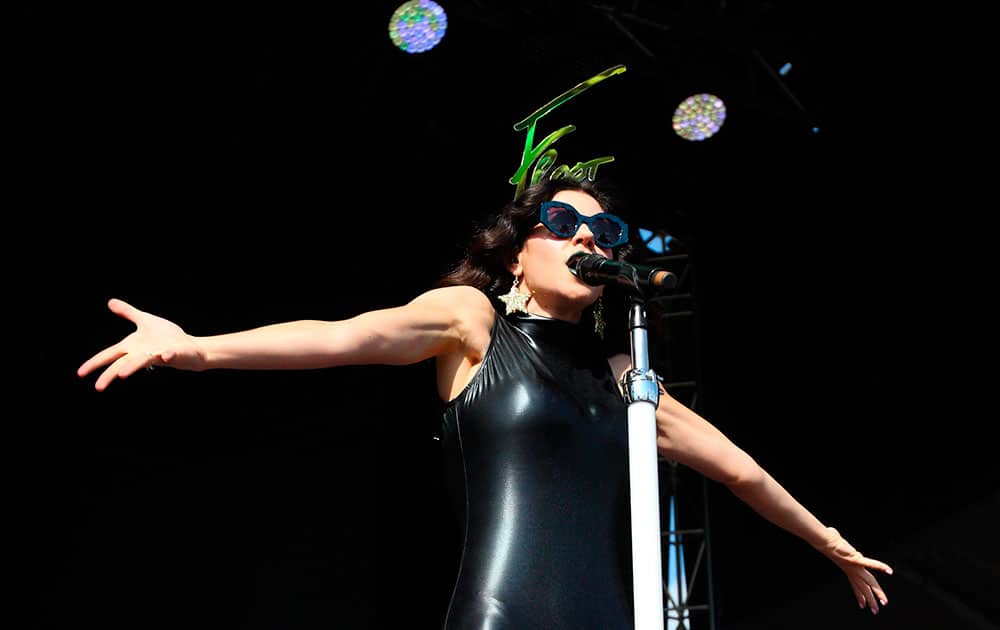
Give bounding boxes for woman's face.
[512,189,613,322]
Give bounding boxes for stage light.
[388,0,448,54]
[672,93,726,141]
[778,62,792,76]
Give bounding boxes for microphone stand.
[621,290,665,630]
[569,253,676,629]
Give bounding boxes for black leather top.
[440,308,633,629]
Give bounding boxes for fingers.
[93,367,117,392]
[826,527,893,615]
[92,352,155,391]
[850,583,868,612]
[864,588,880,615]
[108,298,140,322]
[863,557,894,575]
[865,581,888,615]
[79,298,149,387]
[852,579,881,615]
[849,568,889,615]
[871,583,888,609]
[78,345,125,378]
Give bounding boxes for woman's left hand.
[816,526,893,615]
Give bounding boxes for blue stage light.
[388,1,448,54]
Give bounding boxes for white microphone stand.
[621,297,665,630]
[569,253,676,629]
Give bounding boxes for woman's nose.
[572,222,596,247]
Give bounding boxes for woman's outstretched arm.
[609,354,894,615]
[79,286,491,391]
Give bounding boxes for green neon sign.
[509,64,627,198]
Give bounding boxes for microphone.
[567,252,678,293]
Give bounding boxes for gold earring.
[593,296,606,338]
[499,276,531,315]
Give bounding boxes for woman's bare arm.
[79,286,491,391]
[608,353,893,614]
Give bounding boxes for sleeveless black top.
[440,308,633,629]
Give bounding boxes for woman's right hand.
[77,298,204,391]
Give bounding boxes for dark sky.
[15,3,997,629]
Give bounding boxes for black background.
[14,2,998,629]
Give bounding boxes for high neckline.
[508,311,581,327]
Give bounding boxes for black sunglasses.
[539,201,629,249]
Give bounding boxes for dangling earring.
[499,276,531,315]
[593,296,606,338]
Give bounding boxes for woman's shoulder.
[414,284,494,309]
[410,284,496,364]
[412,284,497,332]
